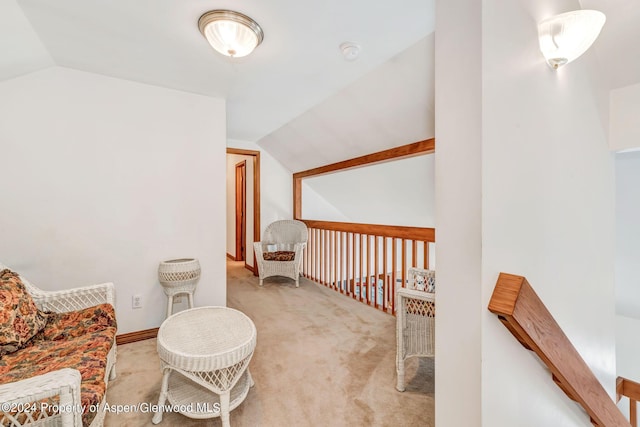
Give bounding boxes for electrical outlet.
[132,294,142,309]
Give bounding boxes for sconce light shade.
[538,10,605,69]
[198,10,264,58]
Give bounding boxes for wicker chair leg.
[220,391,231,427]
[187,292,194,309]
[396,357,405,392]
[109,364,117,381]
[295,278,299,288]
[152,369,171,424]
[259,279,264,286]
[166,296,173,318]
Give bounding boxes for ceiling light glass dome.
[198,10,264,58]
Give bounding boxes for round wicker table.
[151,306,256,427]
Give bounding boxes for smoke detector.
[340,42,361,61]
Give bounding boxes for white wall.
[434,0,482,424]
[301,182,349,222]
[301,154,435,227]
[226,153,255,266]
[0,67,227,334]
[614,151,640,419]
[227,139,293,236]
[615,151,640,318]
[436,0,617,426]
[610,83,640,152]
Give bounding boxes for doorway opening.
[235,160,246,261]
[227,148,260,275]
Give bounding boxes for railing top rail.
[488,273,630,427]
[300,219,435,241]
[618,377,640,403]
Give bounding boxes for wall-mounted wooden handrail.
[618,377,640,427]
[488,273,630,427]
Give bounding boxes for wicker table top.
[157,306,257,372]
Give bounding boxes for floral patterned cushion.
[0,306,117,426]
[38,303,117,342]
[0,269,49,356]
[263,251,296,261]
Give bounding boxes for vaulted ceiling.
[2,0,434,144]
[2,0,639,172]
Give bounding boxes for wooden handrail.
[302,220,434,314]
[488,273,630,427]
[618,377,640,427]
[300,219,435,241]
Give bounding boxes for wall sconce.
[198,10,264,58]
[538,10,605,69]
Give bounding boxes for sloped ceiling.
[579,0,640,91]
[0,1,53,81]
[4,1,638,174]
[258,35,435,172]
[9,0,435,142]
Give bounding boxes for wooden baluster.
[347,233,356,298]
[392,238,397,314]
[358,233,364,301]
[308,228,312,278]
[374,235,379,308]
[401,238,406,291]
[333,231,340,291]
[308,229,312,277]
[632,398,637,427]
[320,230,326,285]
[315,228,319,282]
[412,240,417,268]
[336,231,340,293]
[366,235,371,305]
[325,229,330,287]
[341,232,344,293]
[383,237,388,312]
[329,230,334,289]
[424,240,429,269]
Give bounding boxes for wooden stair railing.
[301,220,435,315]
[618,377,640,427]
[488,273,631,427]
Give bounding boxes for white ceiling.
[0,1,53,81]
[2,0,638,171]
[259,35,435,172]
[5,0,434,142]
[579,0,640,90]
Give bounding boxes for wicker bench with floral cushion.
[0,264,117,427]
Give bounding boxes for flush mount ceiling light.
[538,10,605,69]
[198,10,264,58]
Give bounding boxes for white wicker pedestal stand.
[151,306,256,427]
[158,258,201,318]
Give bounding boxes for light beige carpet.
[105,261,434,426]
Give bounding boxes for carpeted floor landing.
[104,261,434,426]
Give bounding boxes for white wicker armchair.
[0,262,117,427]
[253,220,308,287]
[396,267,435,392]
